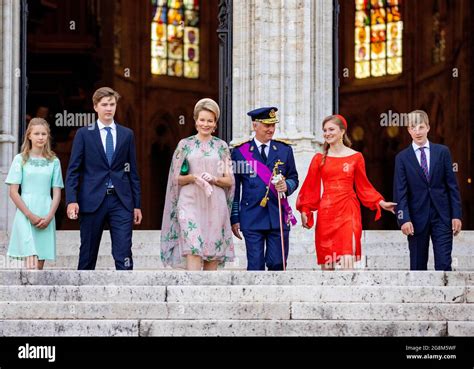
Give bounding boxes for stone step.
[362,243,473,255]
[1,230,473,273]
[165,285,469,303]
[0,285,469,303]
[1,302,473,321]
[2,241,473,256]
[0,228,474,253]
[4,270,468,286]
[0,302,290,320]
[3,319,471,336]
[365,255,474,271]
[0,286,166,302]
[0,320,138,336]
[3,254,469,271]
[291,302,474,321]
[0,268,471,337]
[46,230,474,244]
[448,321,474,336]
[141,319,474,336]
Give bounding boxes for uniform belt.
[106,188,116,195]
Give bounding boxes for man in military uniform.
[231,107,299,270]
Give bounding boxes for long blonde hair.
[320,115,352,166]
[21,118,56,164]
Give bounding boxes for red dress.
[296,152,384,265]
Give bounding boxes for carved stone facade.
[0,0,333,241]
[232,0,334,251]
[0,0,21,232]
[1,0,473,265]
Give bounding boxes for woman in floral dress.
[161,98,235,270]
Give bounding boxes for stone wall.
[232,0,334,253]
[0,0,334,238]
[0,0,21,232]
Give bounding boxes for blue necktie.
[419,147,429,181]
[260,144,267,163]
[104,127,114,187]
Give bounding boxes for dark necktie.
[104,127,114,187]
[419,146,429,181]
[260,144,267,163]
[104,127,114,164]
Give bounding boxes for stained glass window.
[355,0,403,79]
[151,0,200,78]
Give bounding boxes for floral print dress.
[161,136,235,268]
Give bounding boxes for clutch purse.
[180,158,189,175]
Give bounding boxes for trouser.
[78,191,133,270]
[242,229,289,271]
[408,206,453,271]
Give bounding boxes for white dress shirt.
[253,137,270,158]
[412,140,430,171]
[97,120,117,152]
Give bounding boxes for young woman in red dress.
[296,115,396,270]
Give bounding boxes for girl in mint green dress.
[5,118,63,269]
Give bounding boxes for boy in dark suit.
[66,87,142,270]
[393,110,462,271]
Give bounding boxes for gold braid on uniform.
[273,138,292,146]
[231,139,251,148]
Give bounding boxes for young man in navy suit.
[66,87,142,270]
[393,110,462,271]
[231,107,299,270]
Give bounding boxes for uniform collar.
[253,137,271,149]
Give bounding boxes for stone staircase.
[0,270,472,336]
[1,231,472,270]
[0,231,473,336]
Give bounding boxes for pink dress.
[161,136,235,267]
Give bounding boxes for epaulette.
[273,138,292,146]
[231,139,251,148]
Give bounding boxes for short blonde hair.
[407,110,430,128]
[193,98,220,122]
[92,87,121,106]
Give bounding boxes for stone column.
[0,0,21,232]
[232,0,333,143]
[232,0,334,255]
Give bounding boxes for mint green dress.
[5,154,64,260]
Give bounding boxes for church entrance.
[24,0,228,229]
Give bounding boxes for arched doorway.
[24,0,231,229]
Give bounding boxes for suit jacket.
[65,122,141,213]
[393,142,461,231]
[231,139,299,231]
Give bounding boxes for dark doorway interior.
[26,0,220,229]
[338,0,473,229]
